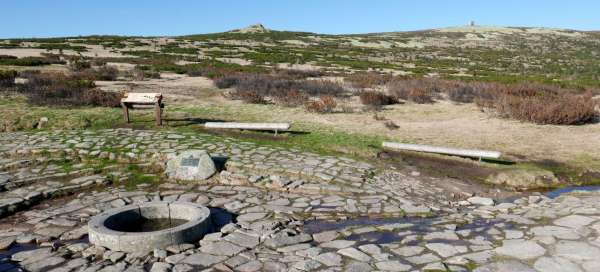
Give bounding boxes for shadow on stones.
[208,207,237,233]
[211,156,229,172]
[164,117,226,127]
[305,215,514,246]
[194,126,308,141]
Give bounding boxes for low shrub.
[93,65,119,81]
[446,82,477,103]
[81,88,122,107]
[346,72,393,89]
[0,70,18,87]
[274,69,323,79]
[17,72,121,107]
[68,57,91,71]
[359,91,396,110]
[238,90,266,104]
[305,95,337,113]
[214,75,241,89]
[387,79,435,104]
[489,92,597,125]
[294,80,345,97]
[273,90,309,107]
[0,55,64,66]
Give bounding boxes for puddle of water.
[303,216,434,234]
[0,243,44,271]
[110,218,189,232]
[346,231,402,245]
[546,185,600,199]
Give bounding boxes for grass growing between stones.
[112,164,161,190]
[2,96,599,189]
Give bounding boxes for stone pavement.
[0,129,598,271]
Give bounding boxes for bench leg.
[121,103,130,123]
[155,102,162,126]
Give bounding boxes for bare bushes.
[346,72,392,89]
[17,72,121,107]
[273,90,309,107]
[129,66,160,80]
[359,91,396,110]
[305,95,337,113]
[387,79,436,104]
[217,73,346,109]
[0,70,17,87]
[274,69,323,79]
[479,88,597,125]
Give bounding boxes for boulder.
[486,169,559,189]
[166,150,216,181]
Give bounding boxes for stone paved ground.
[0,129,599,271]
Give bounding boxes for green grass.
[2,96,598,188]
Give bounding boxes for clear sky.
[2,0,599,38]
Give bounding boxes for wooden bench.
[121,92,164,126]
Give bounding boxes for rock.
[425,243,468,257]
[0,237,15,250]
[166,150,216,181]
[219,171,249,185]
[467,196,494,206]
[12,247,52,262]
[165,243,195,254]
[474,260,535,272]
[320,239,356,249]
[313,230,338,243]
[555,240,600,261]
[236,212,267,222]
[486,169,559,189]
[37,117,49,129]
[391,246,424,257]
[338,247,371,262]
[530,226,580,240]
[199,241,244,256]
[375,261,412,271]
[108,251,125,262]
[181,253,227,267]
[66,243,88,253]
[405,253,440,265]
[553,215,595,229]
[533,257,582,272]
[315,252,342,266]
[236,260,262,272]
[150,262,172,272]
[233,24,270,34]
[264,233,312,248]
[153,248,167,259]
[345,261,373,272]
[60,226,88,240]
[24,256,65,272]
[292,259,321,271]
[495,239,546,259]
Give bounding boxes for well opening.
[88,202,212,252]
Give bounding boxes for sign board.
[180,156,200,167]
[121,93,162,104]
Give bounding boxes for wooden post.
[121,102,130,123]
[155,100,162,126]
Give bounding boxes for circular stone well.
[88,202,211,252]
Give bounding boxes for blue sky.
[2,0,599,38]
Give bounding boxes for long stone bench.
[382,142,502,160]
[204,122,291,135]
